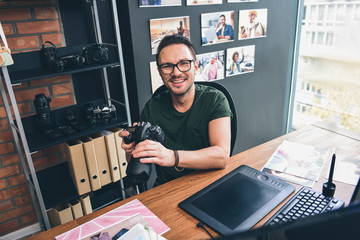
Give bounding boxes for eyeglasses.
[158,59,195,75]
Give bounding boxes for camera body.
[54,54,85,72]
[83,44,109,65]
[124,122,165,184]
[124,122,165,145]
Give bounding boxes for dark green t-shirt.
[140,84,232,184]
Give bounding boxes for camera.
[54,54,85,72]
[83,44,109,65]
[40,41,57,69]
[34,94,53,130]
[33,94,63,139]
[124,122,165,184]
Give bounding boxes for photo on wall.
[201,11,234,46]
[195,50,225,82]
[228,0,258,3]
[187,0,222,6]
[150,16,190,55]
[226,45,255,77]
[150,61,163,93]
[239,9,267,40]
[139,0,182,7]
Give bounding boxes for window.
[291,0,360,133]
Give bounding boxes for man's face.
[249,13,256,23]
[157,44,197,96]
[219,16,226,26]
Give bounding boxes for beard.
[249,19,258,29]
[167,76,194,97]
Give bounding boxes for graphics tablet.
[178,165,295,236]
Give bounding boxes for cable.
[197,221,215,239]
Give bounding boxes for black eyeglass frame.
[157,59,196,75]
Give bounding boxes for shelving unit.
[0,0,131,230]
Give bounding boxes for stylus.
[322,153,336,197]
[197,221,215,239]
[328,153,336,185]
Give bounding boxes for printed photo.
[239,9,267,40]
[195,50,225,81]
[150,16,190,54]
[187,0,222,6]
[226,45,255,77]
[201,11,234,46]
[139,0,181,7]
[228,0,258,2]
[150,61,164,93]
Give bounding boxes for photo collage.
[139,0,267,93]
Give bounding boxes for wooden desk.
[27,125,360,240]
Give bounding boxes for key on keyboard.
[265,187,345,226]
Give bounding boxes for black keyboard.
[265,187,345,226]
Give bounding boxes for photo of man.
[139,0,181,7]
[201,11,234,46]
[239,9,267,40]
[226,45,255,77]
[150,16,190,54]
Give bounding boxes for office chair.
[153,81,237,156]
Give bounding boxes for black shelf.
[9,61,120,84]
[37,162,125,210]
[37,162,78,210]
[22,116,127,153]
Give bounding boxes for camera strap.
[0,21,14,66]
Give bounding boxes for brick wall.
[0,1,75,236]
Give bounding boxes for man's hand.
[118,129,136,154]
[132,140,175,167]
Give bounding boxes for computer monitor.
[350,177,360,205]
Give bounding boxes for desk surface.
[27,125,360,240]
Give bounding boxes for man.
[119,35,232,186]
[240,10,265,39]
[215,14,234,40]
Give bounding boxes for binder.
[47,203,73,227]
[81,136,102,191]
[90,133,112,187]
[79,194,93,215]
[68,199,83,219]
[108,127,128,178]
[100,130,121,182]
[66,140,91,196]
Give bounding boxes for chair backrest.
[153,82,237,156]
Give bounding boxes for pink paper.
[55,199,170,240]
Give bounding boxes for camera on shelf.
[92,104,117,125]
[82,44,109,65]
[40,41,57,69]
[33,94,63,139]
[54,54,85,72]
[124,122,165,184]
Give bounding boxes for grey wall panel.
[118,0,299,155]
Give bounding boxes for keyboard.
[265,187,345,226]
